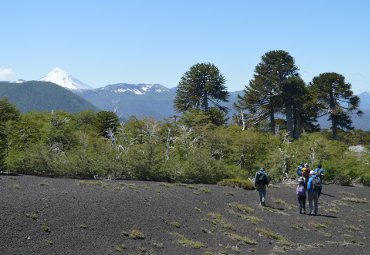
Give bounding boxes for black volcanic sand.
[1,175,369,254]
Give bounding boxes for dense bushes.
[1,108,369,186]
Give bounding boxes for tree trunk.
[286,103,294,137]
[270,106,276,135]
[329,93,338,140]
[241,110,246,131]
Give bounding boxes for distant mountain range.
[0,80,98,113]
[4,68,370,130]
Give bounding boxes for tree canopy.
[235,50,300,135]
[174,63,229,114]
[309,72,362,140]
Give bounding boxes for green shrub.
[360,174,370,186]
[218,178,255,190]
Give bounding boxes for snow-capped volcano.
[39,68,92,90]
[98,83,170,95]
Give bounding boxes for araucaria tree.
[235,50,299,135]
[309,72,361,140]
[174,63,229,115]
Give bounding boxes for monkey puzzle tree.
[235,50,299,134]
[309,72,362,140]
[174,63,229,122]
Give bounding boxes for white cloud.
[0,68,15,80]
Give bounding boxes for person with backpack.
[296,177,306,214]
[314,164,325,197]
[301,163,311,183]
[254,167,269,206]
[307,170,320,215]
[297,162,304,177]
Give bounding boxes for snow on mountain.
[14,79,26,83]
[39,68,92,90]
[98,83,171,95]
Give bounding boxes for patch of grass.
[200,187,211,193]
[129,229,145,240]
[342,197,368,203]
[226,192,234,196]
[25,212,38,221]
[274,198,295,210]
[78,180,104,186]
[44,239,53,245]
[256,227,289,243]
[80,224,88,229]
[291,224,304,230]
[262,206,290,216]
[339,191,356,197]
[152,242,164,249]
[159,183,172,188]
[325,207,339,214]
[345,225,360,232]
[227,209,263,224]
[218,178,254,190]
[194,207,202,212]
[244,215,263,224]
[309,222,328,230]
[228,202,254,214]
[115,244,126,252]
[172,233,205,249]
[226,232,257,245]
[169,221,181,228]
[187,185,197,190]
[42,226,50,233]
[221,222,236,231]
[39,182,49,187]
[207,212,223,225]
[193,191,200,195]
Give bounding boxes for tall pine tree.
[236,50,299,134]
[309,72,362,140]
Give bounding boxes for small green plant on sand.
[172,233,205,249]
[226,232,257,245]
[229,202,254,214]
[80,224,88,229]
[115,244,126,252]
[129,229,145,239]
[345,225,360,232]
[309,222,327,230]
[42,226,50,233]
[256,227,289,243]
[342,197,368,203]
[169,221,181,228]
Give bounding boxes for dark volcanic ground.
[1,175,369,254]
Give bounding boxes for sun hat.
[304,163,309,167]
[298,177,305,183]
[310,170,315,175]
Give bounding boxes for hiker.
[254,167,269,206]
[301,163,311,183]
[296,177,306,214]
[314,164,325,198]
[297,162,304,177]
[307,170,320,215]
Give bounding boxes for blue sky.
[1,0,369,93]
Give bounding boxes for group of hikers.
[254,163,325,215]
